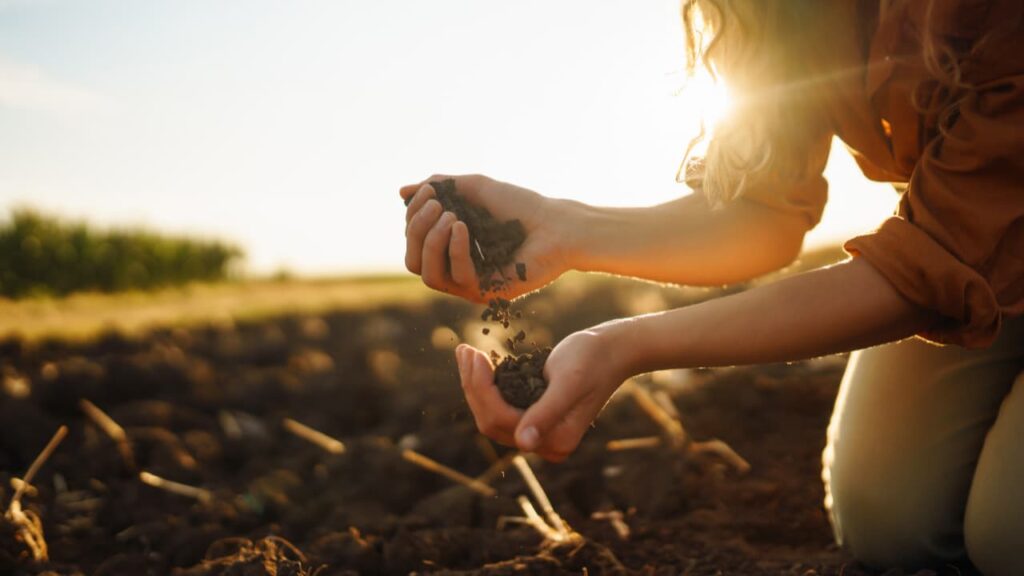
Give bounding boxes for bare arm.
[455,256,939,460]
[606,256,937,372]
[401,174,810,299]
[563,193,809,286]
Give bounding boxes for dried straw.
[11,425,68,506]
[139,471,213,503]
[631,387,687,449]
[6,425,68,562]
[605,436,662,452]
[512,455,568,536]
[282,418,346,455]
[80,399,136,469]
[402,449,497,497]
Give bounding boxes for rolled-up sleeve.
[739,130,834,232]
[845,75,1024,348]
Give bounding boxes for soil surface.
[0,277,973,575]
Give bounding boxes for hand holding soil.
[403,175,629,462]
[456,327,628,463]
[399,174,574,302]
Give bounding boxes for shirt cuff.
[844,216,1002,348]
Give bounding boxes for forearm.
[602,257,938,374]
[560,193,808,286]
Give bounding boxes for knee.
[824,446,965,570]
[965,488,1024,576]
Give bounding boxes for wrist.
[590,316,648,381]
[593,307,705,376]
[543,197,594,273]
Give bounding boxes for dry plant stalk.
[5,424,69,562]
[517,496,570,542]
[139,471,213,503]
[475,452,517,485]
[9,478,37,499]
[282,418,346,455]
[218,410,243,440]
[10,425,68,506]
[630,387,687,449]
[652,389,681,420]
[475,435,500,463]
[626,385,751,474]
[80,399,136,470]
[605,436,662,452]
[591,510,631,540]
[402,449,497,497]
[691,438,751,474]
[512,455,572,538]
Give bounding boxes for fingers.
[421,212,457,291]
[515,375,585,455]
[405,183,436,224]
[449,221,477,289]
[399,183,420,204]
[456,345,520,446]
[405,199,442,274]
[400,174,485,206]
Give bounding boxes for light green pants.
[823,315,1024,576]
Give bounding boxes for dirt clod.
[494,348,552,409]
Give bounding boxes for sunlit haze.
[0,0,898,276]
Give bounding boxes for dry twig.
[475,452,517,485]
[402,449,497,497]
[623,385,751,474]
[690,438,751,474]
[80,399,136,470]
[475,435,500,463]
[5,425,69,562]
[139,471,213,503]
[282,418,346,455]
[605,436,662,452]
[591,510,631,540]
[630,387,687,449]
[517,496,570,542]
[512,455,572,538]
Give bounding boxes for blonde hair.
[680,0,1019,204]
[679,0,827,204]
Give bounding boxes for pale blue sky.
[0,0,898,275]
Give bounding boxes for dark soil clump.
[430,179,526,292]
[494,348,551,409]
[480,298,518,330]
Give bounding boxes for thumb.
[514,377,577,453]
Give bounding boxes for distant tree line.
[0,209,243,298]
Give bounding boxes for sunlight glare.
[685,74,733,132]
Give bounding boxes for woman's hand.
[454,321,634,462]
[400,174,576,302]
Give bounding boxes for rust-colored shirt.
[743,0,1023,348]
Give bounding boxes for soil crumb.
[481,298,514,329]
[494,348,552,409]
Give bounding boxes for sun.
[683,73,734,133]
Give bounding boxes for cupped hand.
[400,174,574,302]
[454,323,634,462]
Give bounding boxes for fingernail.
[455,347,466,371]
[517,426,540,451]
